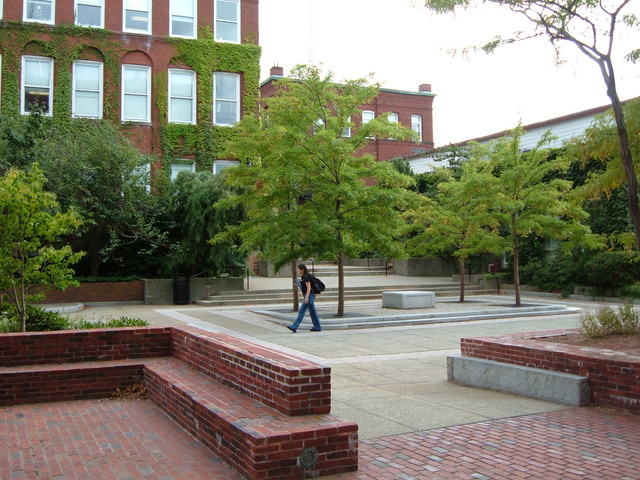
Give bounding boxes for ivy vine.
[0,21,261,174]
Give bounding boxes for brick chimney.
[270,65,284,77]
[419,84,432,93]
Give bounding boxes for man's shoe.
[310,328,322,332]
[287,326,297,333]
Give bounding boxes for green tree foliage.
[218,65,420,315]
[406,159,501,301]
[422,0,640,248]
[565,98,640,248]
[162,171,245,277]
[482,126,598,305]
[0,115,155,276]
[0,166,83,332]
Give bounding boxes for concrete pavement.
[12,274,638,479]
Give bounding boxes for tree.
[564,98,640,248]
[161,171,245,277]
[406,159,501,301]
[217,65,420,316]
[29,119,153,276]
[422,0,640,248]
[483,126,597,305]
[0,166,83,332]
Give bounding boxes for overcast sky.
[259,0,639,147]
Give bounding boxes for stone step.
[195,284,493,307]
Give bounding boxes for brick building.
[261,66,435,161]
[0,0,260,178]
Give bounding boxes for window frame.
[121,64,151,123]
[170,0,197,38]
[213,159,239,175]
[213,72,240,126]
[24,0,55,25]
[168,69,196,124]
[362,110,375,124]
[123,0,152,34]
[21,55,54,116]
[72,60,103,119]
[388,112,399,123]
[411,114,423,142]
[215,0,241,44]
[75,0,104,28]
[171,160,196,180]
[342,116,351,138]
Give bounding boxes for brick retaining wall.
[460,329,640,414]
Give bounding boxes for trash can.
[173,276,190,305]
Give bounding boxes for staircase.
[195,282,493,307]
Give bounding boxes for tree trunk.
[291,260,299,312]
[337,252,345,316]
[599,57,640,249]
[459,256,465,303]
[512,214,521,307]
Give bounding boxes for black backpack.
[310,275,325,294]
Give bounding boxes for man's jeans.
[291,293,321,331]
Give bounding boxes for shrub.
[520,254,580,293]
[580,304,640,338]
[581,251,640,289]
[0,304,149,332]
[69,316,149,329]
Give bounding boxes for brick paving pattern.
[2,400,639,480]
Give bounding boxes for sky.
[258,0,639,147]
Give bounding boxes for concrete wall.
[393,258,456,277]
[143,277,244,305]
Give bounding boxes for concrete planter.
[143,277,244,305]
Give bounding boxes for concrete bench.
[382,290,435,309]
[447,355,590,406]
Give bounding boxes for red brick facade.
[261,67,435,161]
[1,1,260,169]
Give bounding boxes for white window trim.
[168,69,196,124]
[21,56,54,116]
[411,114,423,142]
[123,0,152,34]
[121,64,151,123]
[72,60,103,119]
[170,0,197,39]
[24,0,55,25]
[213,72,240,126]
[171,160,196,180]
[215,0,241,44]
[75,0,104,28]
[213,159,239,175]
[362,110,374,124]
[342,115,351,138]
[388,112,399,123]
[0,1,4,20]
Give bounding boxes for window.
[213,160,238,174]
[342,116,351,138]
[171,0,196,38]
[171,161,195,180]
[124,0,151,34]
[24,0,54,24]
[388,112,398,123]
[72,60,103,118]
[21,56,53,116]
[213,72,239,126]
[362,110,374,124]
[75,0,103,27]
[169,69,196,124]
[411,114,422,141]
[0,2,3,19]
[215,0,240,43]
[122,65,151,122]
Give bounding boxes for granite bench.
[382,290,435,309]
